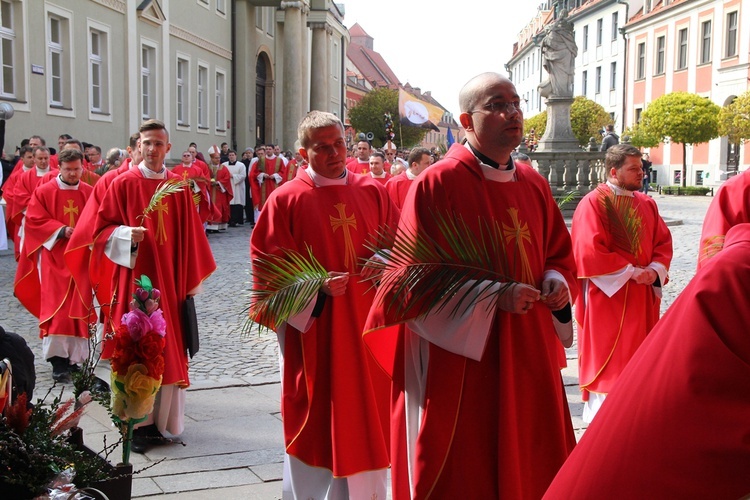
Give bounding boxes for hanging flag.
[446,127,455,147]
[398,88,442,131]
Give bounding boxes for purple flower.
[149,309,167,337]
[121,309,152,341]
[151,288,161,300]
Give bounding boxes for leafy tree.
[718,90,750,143]
[623,122,660,149]
[522,96,610,146]
[348,88,427,149]
[640,91,720,187]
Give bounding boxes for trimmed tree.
[623,122,661,149]
[718,90,750,143]
[348,88,427,149]
[523,96,611,147]
[640,91,720,187]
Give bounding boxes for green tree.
[640,91,720,187]
[623,122,660,149]
[348,88,427,149]
[522,96,610,147]
[718,90,750,143]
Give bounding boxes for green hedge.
[660,186,713,196]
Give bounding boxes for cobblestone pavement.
[0,193,712,396]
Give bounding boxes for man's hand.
[498,283,541,314]
[131,226,147,244]
[631,267,657,285]
[321,271,349,297]
[360,254,386,283]
[256,173,267,184]
[540,278,569,311]
[63,227,74,239]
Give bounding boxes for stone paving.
[0,192,713,497]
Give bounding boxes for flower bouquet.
[110,274,166,465]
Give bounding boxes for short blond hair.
[297,111,343,149]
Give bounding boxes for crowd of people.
[1,70,749,498]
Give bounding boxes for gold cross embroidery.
[63,199,79,227]
[502,207,534,285]
[154,198,169,245]
[330,202,358,270]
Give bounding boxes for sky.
[341,1,545,118]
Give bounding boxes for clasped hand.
[498,278,568,314]
[631,267,657,285]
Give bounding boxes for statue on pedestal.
[538,10,577,99]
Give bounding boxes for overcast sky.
[342,1,544,118]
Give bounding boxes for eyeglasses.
[469,101,523,115]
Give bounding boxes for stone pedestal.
[536,96,580,152]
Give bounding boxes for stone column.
[535,97,580,152]
[310,22,330,112]
[282,1,305,149]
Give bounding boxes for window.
[595,66,601,94]
[217,0,226,15]
[582,70,588,95]
[611,12,618,41]
[676,28,688,69]
[725,11,737,58]
[48,16,64,105]
[637,42,645,79]
[0,0,15,97]
[198,64,208,128]
[655,35,665,74]
[141,44,156,119]
[635,107,642,123]
[596,18,603,46]
[583,25,588,52]
[176,57,189,126]
[88,27,109,114]
[700,20,711,64]
[266,8,274,36]
[255,7,263,30]
[610,62,617,90]
[215,70,225,131]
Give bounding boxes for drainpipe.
[230,0,237,150]
[617,0,629,134]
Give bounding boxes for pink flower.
[151,288,161,300]
[145,299,158,315]
[121,309,152,342]
[149,309,167,336]
[136,288,149,301]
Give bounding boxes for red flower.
[143,354,165,379]
[136,331,165,363]
[110,325,137,375]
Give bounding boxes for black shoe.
[228,223,237,228]
[130,429,150,454]
[49,356,72,384]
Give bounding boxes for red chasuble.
[283,159,298,182]
[93,168,216,387]
[2,163,31,259]
[65,162,133,323]
[10,168,58,225]
[368,172,391,185]
[249,156,284,210]
[698,169,750,269]
[14,179,94,338]
[207,164,233,225]
[544,223,750,500]
[250,169,399,478]
[364,144,577,499]
[384,172,412,209]
[171,163,212,223]
[572,186,672,401]
[346,157,370,175]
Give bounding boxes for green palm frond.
[555,190,579,210]
[598,185,642,257]
[245,246,329,334]
[137,179,187,224]
[364,210,517,320]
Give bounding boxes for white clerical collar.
[307,167,348,187]
[463,143,516,183]
[56,176,80,190]
[606,180,635,197]
[138,163,167,179]
[35,166,50,176]
[406,169,419,180]
[370,172,387,179]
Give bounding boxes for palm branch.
[137,178,187,224]
[597,185,642,257]
[555,189,579,211]
[364,210,517,320]
[245,245,329,334]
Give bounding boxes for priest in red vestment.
[11,147,57,259]
[14,149,93,383]
[571,144,673,423]
[172,150,212,224]
[2,146,36,258]
[205,145,232,232]
[92,120,215,453]
[544,222,750,500]
[364,73,577,499]
[365,151,391,185]
[697,169,750,269]
[250,111,398,499]
[249,146,285,220]
[384,146,432,209]
[345,139,371,175]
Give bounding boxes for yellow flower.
[112,364,162,420]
